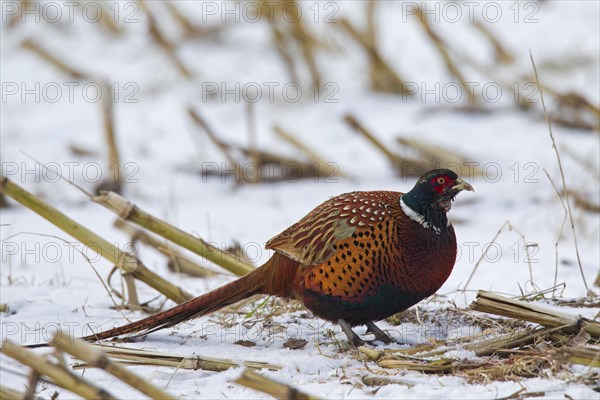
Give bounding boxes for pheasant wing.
[266,191,399,266]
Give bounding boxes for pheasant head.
[400,169,474,234]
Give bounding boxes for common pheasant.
[82,169,473,346]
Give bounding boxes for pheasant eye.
[437,177,445,184]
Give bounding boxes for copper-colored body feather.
[83,189,459,342]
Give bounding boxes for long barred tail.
[81,254,298,342]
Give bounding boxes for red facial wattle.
[429,175,455,195]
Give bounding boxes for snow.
[1,1,599,398]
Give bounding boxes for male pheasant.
[83,169,473,346]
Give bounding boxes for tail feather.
[82,254,298,342]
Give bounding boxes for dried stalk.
[93,191,255,276]
[290,16,321,89]
[21,39,88,80]
[339,18,411,95]
[396,136,482,176]
[523,80,600,132]
[6,0,29,29]
[471,290,599,338]
[554,346,600,367]
[546,88,600,120]
[0,385,31,400]
[530,53,590,292]
[114,219,217,278]
[362,375,411,387]
[95,81,122,194]
[377,357,457,372]
[562,146,600,181]
[444,44,534,111]
[166,254,219,278]
[163,1,224,40]
[383,324,545,361]
[122,273,141,311]
[549,104,598,132]
[97,3,123,35]
[365,325,593,378]
[411,7,474,103]
[344,114,421,175]
[358,346,384,361]
[367,299,596,381]
[73,344,281,372]
[0,193,8,208]
[26,370,44,399]
[237,147,322,182]
[235,369,320,400]
[271,25,300,83]
[566,189,600,213]
[138,0,191,78]
[188,108,243,179]
[51,334,177,400]
[274,125,347,178]
[190,108,322,183]
[461,356,557,382]
[164,2,197,38]
[473,21,514,64]
[467,326,559,357]
[263,0,321,88]
[0,177,192,304]
[0,340,117,400]
[246,102,261,174]
[344,114,399,162]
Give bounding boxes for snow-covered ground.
[1,1,599,398]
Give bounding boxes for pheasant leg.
[338,319,365,346]
[366,321,395,344]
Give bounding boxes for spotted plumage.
[78,169,473,346]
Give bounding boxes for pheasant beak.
[452,178,474,192]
